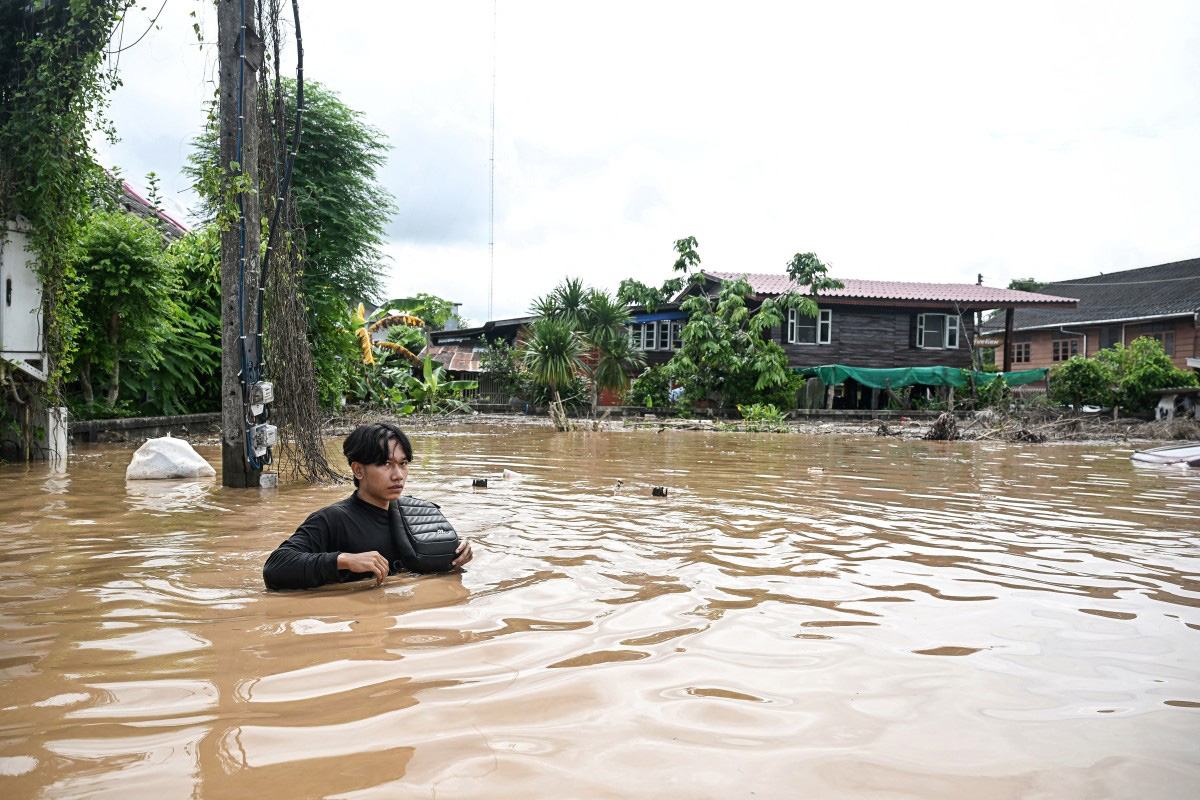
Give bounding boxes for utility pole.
[218,0,265,488]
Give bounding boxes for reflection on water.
[1,428,1198,798]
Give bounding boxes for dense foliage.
[661,242,842,410]
[1007,277,1047,292]
[187,79,396,408]
[1048,355,1113,410]
[72,210,176,411]
[67,214,222,417]
[526,278,645,418]
[628,366,672,408]
[1050,337,1197,412]
[521,316,584,429]
[1,1,131,397]
[338,302,477,415]
[478,338,587,410]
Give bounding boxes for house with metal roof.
[980,258,1200,372]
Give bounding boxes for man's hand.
[337,551,389,585]
[452,539,474,569]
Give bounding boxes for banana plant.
[401,353,479,414]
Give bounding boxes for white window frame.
[629,319,684,351]
[916,313,959,349]
[787,308,832,345]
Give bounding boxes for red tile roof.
[703,271,1076,307]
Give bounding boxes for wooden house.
[659,271,1075,370]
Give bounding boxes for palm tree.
[550,276,589,329]
[581,290,645,415]
[522,316,584,431]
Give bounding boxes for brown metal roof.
[422,344,484,374]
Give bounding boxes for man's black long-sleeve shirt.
[263,493,402,590]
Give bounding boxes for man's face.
[354,438,409,507]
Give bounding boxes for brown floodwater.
[1,427,1198,798]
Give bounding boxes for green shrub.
[975,374,1010,409]
[738,402,786,422]
[1049,356,1115,409]
[1050,337,1196,413]
[1108,337,1197,411]
[628,366,672,408]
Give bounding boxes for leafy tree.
[1051,337,1197,412]
[615,276,685,313]
[628,366,672,408]
[187,79,396,409]
[663,242,842,410]
[1008,277,1047,292]
[1095,337,1197,412]
[0,1,128,400]
[398,292,464,331]
[1048,356,1114,410]
[615,237,696,312]
[530,278,645,416]
[580,289,645,415]
[72,210,176,410]
[120,226,222,415]
[479,338,524,400]
[521,317,585,430]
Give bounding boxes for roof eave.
[984,310,1197,333]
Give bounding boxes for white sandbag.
[125,435,216,480]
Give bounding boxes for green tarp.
[792,365,1048,390]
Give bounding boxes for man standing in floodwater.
[262,422,473,589]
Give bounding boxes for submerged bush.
[1050,337,1197,413]
[738,402,786,422]
[1049,356,1114,409]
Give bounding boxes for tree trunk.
[79,356,94,406]
[550,388,570,431]
[105,310,120,408]
[218,0,265,488]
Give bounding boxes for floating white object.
[125,435,216,480]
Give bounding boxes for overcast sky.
[94,1,1200,326]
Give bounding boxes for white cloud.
[94,0,1200,322]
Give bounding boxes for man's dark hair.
[343,423,414,487]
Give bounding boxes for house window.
[916,314,959,349]
[1143,330,1175,356]
[1012,342,1031,364]
[787,308,832,345]
[1135,322,1176,356]
[1052,338,1079,361]
[628,320,684,351]
[1100,326,1121,350]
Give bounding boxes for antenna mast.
[488,0,496,320]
